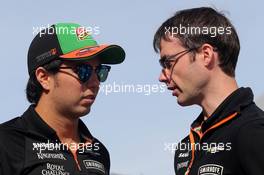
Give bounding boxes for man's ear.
[35,67,51,91]
[200,43,217,68]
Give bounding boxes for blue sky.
[0,0,264,174]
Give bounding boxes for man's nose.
[159,69,169,83]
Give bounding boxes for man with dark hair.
[0,23,125,175]
[153,7,264,175]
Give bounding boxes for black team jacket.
[174,87,264,175]
[0,105,110,175]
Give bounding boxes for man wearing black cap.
[0,23,125,175]
[153,7,264,175]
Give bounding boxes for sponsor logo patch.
[178,151,190,158]
[37,152,66,160]
[35,48,57,62]
[76,27,90,40]
[198,164,223,175]
[83,160,105,174]
[75,46,100,56]
[207,145,225,154]
[41,163,70,175]
[177,160,189,171]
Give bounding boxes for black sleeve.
[236,119,264,174]
[0,128,25,175]
[94,138,111,175]
[0,130,8,175]
[0,149,2,175]
[101,142,111,175]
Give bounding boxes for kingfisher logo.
[76,27,90,40]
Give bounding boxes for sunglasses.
[59,64,111,83]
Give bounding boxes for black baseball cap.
[27,23,126,75]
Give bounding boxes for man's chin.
[76,106,91,118]
[177,97,193,107]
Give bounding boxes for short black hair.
[26,60,62,104]
[153,7,240,76]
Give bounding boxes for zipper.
[70,149,82,171]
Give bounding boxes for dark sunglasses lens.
[97,65,111,82]
[76,65,92,83]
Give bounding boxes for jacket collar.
[191,87,254,132]
[22,105,93,142]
